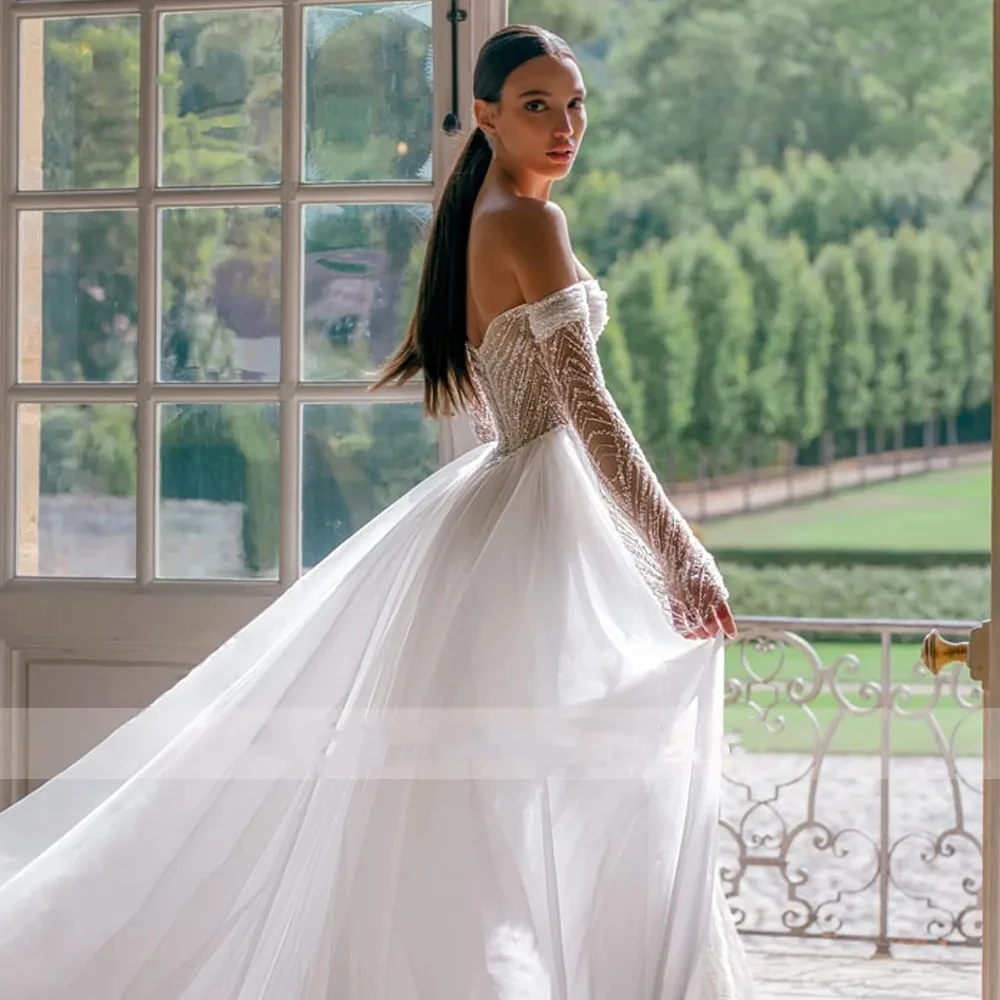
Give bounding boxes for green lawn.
[703,463,990,552]
[724,640,983,756]
[724,693,982,756]
[704,464,989,755]
[726,639,932,685]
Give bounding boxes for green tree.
[730,223,796,452]
[160,10,282,186]
[890,226,934,431]
[596,316,646,442]
[42,18,140,190]
[851,229,903,450]
[957,263,992,417]
[607,245,697,478]
[667,229,753,469]
[508,0,608,42]
[815,244,873,446]
[612,6,758,185]
[610,0,991,186]
[781,235,832,449]
[924,231,967,443]
[566,164,710,275]
[836,0,992,168]
[305,7,433,182]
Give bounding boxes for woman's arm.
[509,202,734,638]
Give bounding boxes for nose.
[553,115,574,139]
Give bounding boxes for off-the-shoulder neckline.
[468,277,603,355]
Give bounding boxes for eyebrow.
[517,88,587,99]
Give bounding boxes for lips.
[546,149,574,162]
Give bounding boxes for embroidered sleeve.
[527,284,728,635]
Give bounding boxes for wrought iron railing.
[723,617,983,955]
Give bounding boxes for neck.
[487,158,553,201]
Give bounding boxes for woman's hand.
[679,599,737,641]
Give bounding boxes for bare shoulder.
[485,198,578,303]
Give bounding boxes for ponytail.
[371,127,493,416]
[371,24,576,417]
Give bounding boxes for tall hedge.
[668,228,753,467]
[852,229,903,440]
[815,244,873,436]
[608,243,696,477]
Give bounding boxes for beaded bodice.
[466,278,608,456]
[463,278,729,638]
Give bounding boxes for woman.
[0,24,755,1000]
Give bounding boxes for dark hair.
[371,24,576,416]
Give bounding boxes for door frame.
[0,0,504,808]
[984,7,1000,997]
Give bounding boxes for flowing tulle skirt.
[0,426,753,999]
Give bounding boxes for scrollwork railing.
[723,617,983,955]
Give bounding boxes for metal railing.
[724,616,983,956]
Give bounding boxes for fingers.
[678,602,737,641]
[716,602,738,638]
[681,623,709,641]
[703,612,723,640]
[686,604,737,641]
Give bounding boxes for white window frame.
[0,0,506,595]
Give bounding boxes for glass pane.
[302,402,438,569]
[160,206,282,382]
[158,403,279,580]
[19,17,140,190]
[19,210,139,383]
[304,3,433,183]
[160,9,283,187]
[302,203,432,380]
[17,404,137,578]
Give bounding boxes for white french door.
[0,0,503,804]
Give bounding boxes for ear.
[473,98,499,139]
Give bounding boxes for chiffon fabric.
[0,279,755,1000]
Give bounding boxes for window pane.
[158,403,279,580]
[17,404,137,578]
[160,9,283,187]
[302,402,438,569]
[304,3,433,183]
[160,206,282,382]
[19,17,140,191]
[302,203,431,380]
[19,210,139,383]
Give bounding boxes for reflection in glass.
[304,3,433,183]
[158,404,279,580]
[17,404,137,578]
[302,403,438,569]
[19,17,140,191]
[160,206,282,382]
[302,203,431,380]
[19,210,139,383]
[160,9,283,187]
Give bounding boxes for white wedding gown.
[0,279,756,999]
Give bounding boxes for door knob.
[920,623,988,684]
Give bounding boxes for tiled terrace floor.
[747,946,981,999]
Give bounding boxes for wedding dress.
[0,278,756,999]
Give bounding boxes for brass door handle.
[921,630,969,675]
[920,624,987,684]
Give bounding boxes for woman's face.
[478,53,587,180]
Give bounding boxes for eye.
[525,100,546,112]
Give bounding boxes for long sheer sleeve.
[526,284,728,635]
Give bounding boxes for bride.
[0,23,756,1000]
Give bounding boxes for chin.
[540,159,574,178]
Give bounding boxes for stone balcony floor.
[747,945,981,999]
